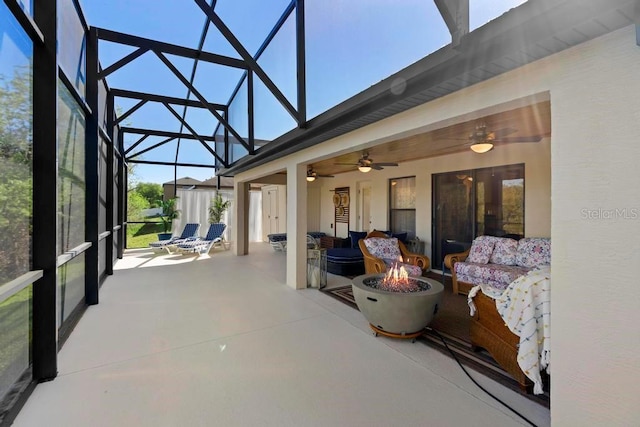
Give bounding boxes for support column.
[286,163,307,289]
[32,0,59,381]
[233,181,250,256]
[116,131,125,258]
[84,27,99,304]
[105,94,114,275]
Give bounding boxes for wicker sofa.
[444,236,551,295]
[444,235,551,392]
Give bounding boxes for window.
[389,176,416,239]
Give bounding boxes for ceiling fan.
[464,123,544,153]
[335,152,398,173]
[306,166,334,182]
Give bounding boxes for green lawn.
[126,221,166,248]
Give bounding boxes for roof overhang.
[220,0,638,176]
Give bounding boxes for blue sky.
[82,0,526,184]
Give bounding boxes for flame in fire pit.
[379,263,421,292]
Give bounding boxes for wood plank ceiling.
[308,100,551,177]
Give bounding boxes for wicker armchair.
[358,231,430,275]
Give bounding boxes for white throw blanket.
[468,265,551,394]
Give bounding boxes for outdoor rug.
[321,273,550,407]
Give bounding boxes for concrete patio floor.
[13,243,550,426]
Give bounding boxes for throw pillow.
[490,238,519,265]
[466,236,496,264]
[516,238,551,267]
[364,237,402,261]
[348,231,367,249]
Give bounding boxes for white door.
[268,188,279,234]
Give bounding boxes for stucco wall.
[546,27,640,425]
[315,138,551,260]
[235,25,640,425]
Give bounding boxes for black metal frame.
[89,0,308,177]
[85,27,100,305]
[31,0,59,383]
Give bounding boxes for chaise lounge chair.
[176,223,227,255]
[148,223,200,253]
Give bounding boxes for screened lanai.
[2,0,640,425]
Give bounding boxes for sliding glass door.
[432,164,524,269]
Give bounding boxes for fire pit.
[351,265,444,341]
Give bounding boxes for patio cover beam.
[94,27,248,69]
[162,102,228,167]
[154,50,252,152]
[124,134,150,155]
[128,159,215,168]
[97,47,149,79]
[115,99,147,125]
[121,127,220,142]
[296,0,306,125]
[194,0,300,124]
[111,89,226,111]
[127,137,175,160]
[214,0,296,138]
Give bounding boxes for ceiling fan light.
[470,143,494,154]
[358,166,372,173]
[306,175,316,182]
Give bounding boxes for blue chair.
[176,223,227,255]
[149,223,200,253]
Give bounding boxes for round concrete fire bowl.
[351,274,444,340]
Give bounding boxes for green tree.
[208,193,231,224]
[127,191,150,221]
[135,182,163,207]
[0,67,32,284]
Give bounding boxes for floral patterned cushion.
[490,238,519,265]
[382,260,422,277]
[515,238,551,268]
[466,236,496,264]
[364,237,402,261]
[455,262,530,291]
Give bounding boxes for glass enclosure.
[0,2,34,422]
[0,2,33,285]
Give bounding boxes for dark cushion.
[326,248,365,276]
[326,247,364,261]
[348,231,367,249]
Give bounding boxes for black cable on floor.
[424,327,538,427]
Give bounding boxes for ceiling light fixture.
[306,168,316,182]
[470,142,494,153]
[358,165,372,173]
[469,123,494,153]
